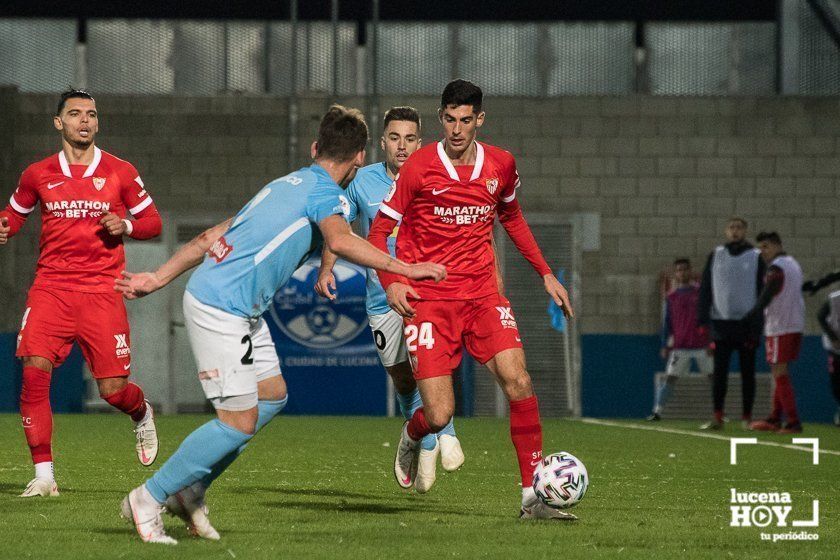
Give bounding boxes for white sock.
[35,461,54,481]
[521,485,537,506]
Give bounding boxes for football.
[532,451,589,509]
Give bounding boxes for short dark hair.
[316,105,369,162]
[383,106,421,131]
[674,258,691,267]
[756,231,782,245]
[440,79,483,113]
[728,216,748,228]
[57,88,95,116]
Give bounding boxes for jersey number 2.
[240,335,254,365]
[405,322,435,352]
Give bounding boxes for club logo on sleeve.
[93,177,106,191]
[486,178,499,195]
[208,236,233,263]
[114,334,131,358]
[337,195,351,217]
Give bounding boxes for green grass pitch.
[0,414,837,559]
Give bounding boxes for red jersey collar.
[436,140,485,182]
[58,146,102,179]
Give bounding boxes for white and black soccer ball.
[532,451,589,509]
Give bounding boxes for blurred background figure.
[817,289,840,426]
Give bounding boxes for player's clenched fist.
[314,271,337,300]
[115,270,163,299]
[0,217,9,245]
[100,211,128,236]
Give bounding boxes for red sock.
[406,407,432,441]
[510,395,542,487]
[775,375,799,424]
[20,366,53,464]
[771,380,783,421]
[103,382,147,422]
[714,409,724,424]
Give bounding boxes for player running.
[0,89,162,498]
[315,107,464,493]
[746,232,806,434]
[116,105,446,544]
[368,80,575,520]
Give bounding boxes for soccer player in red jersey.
[368,80,575,520]
[0,89,163,497]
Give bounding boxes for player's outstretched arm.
[498,200,574,318]
[315,246,339,300]
[116,218,232,299]
[319,215,445,282]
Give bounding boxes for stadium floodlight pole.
[288,0,299,168]
[370,0,380,163]
[332,0,339,98]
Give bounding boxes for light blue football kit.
[145,164,351,504]
[345,162,456,450]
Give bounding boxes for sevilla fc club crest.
[486,178,499,195]
[93,177,106,191]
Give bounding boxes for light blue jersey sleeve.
[305,184,352,225]
[345,179,361,223]
[343,163,394,317]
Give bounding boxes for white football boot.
[520,488,578,521]
[134,401,159,467]
[414,438,440,494]
[438,434,465,472]
[394,422,420,489]
[20,478,59,498]
[121,485,178,545]
[165,483,220,540]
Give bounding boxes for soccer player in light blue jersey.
[114,106,446,545]
[316,107,464,494]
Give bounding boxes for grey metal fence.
[0,19,76,93]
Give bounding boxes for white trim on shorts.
[368,308,409,368]
[183,291,282,411]
[665,348,713,377]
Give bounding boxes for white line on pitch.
[574,417,840,457]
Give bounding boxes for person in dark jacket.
[697,216,765,430]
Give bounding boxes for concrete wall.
[1,89,838,336]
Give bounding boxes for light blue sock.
[200,395,289,489]
[438,417,456,438]
[395,388,438,451]
[654,380,673,414]
[145,419,252,504]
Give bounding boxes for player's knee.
[20,367,51,403]
[22,356,53,373]
[425,406,454,432]
[501,372,533,401]
[257,373,286,401]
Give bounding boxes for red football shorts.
[16,286,132,378]
[765,333,802,365]
[404,293,523,379]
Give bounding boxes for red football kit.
[2,147,162,378]
[369,140,551,379]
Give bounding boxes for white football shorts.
[368,309,409,368]
[665,348,713,377]
[183,291,282,411]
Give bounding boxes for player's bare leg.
[164,375,287,540]
[97,376,158,466]
[485,348,576,521]
[19,355,59,498]
[396,375,454,491]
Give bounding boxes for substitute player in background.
[368,80,575,520]
[647,258,712,421]
[747,232,805,434]
[116,106,446,544]
[817,288,840,426]
[0,89,162,498]
[315,107,464,492]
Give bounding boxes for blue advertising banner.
[264,257,386,415]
